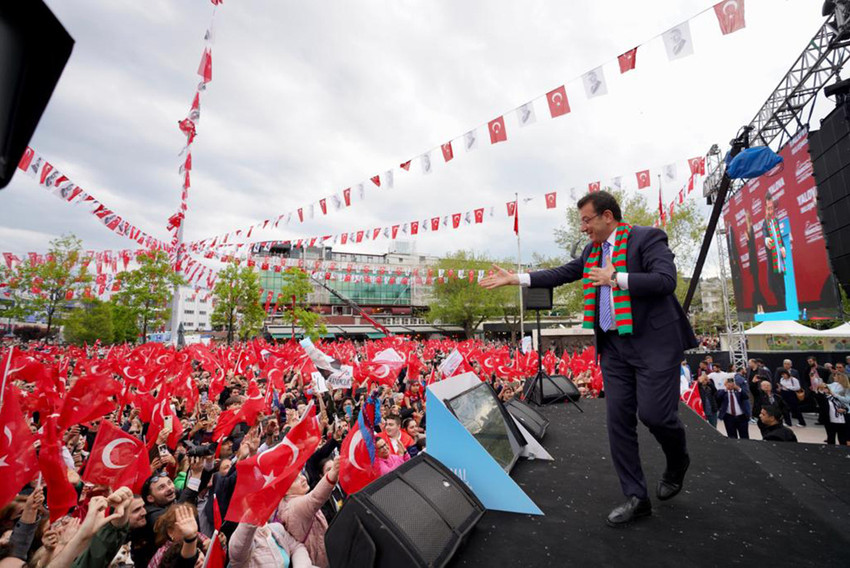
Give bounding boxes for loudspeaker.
[810,106,850,296]
[523,374,581,405]
[0,2,74,189]
[326,453,485,568]
[522,287,553,310]
[505,398,549,440]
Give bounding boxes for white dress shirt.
[519,231,629,320]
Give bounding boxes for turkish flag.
[636,170,651,189]
[343,188,351,206]
[441,142,454,162]
[356,230,364,243]
[545,192,557,209]
[474,208,484,224]
[319,199,327,215]
[506,201,517,217]
[391,225,399,239]
[546,86,570,118]
[297,208,304,222]
[205,532,227,568]
[147,396,182,451]
[588,181,601,193]
[451,213,462,229]
[430,217,440,231]
[399,160,411,171]
[198,48,213,83]
[714,0,746,35]
[410,221,419,235]
[678,188,685,204]
[58,372,121,430]
[18,147,34,171]
[682,382,706,419]
[226,403,321,525]
[82,421,150,493]
[488,116,507,144]
[371,175,381,187]
[38,417,78,521]
[618,48,638,73]
[0,379,38,510]
[213,381,267,441]
[688,156,706,176]
[339,422,379,495]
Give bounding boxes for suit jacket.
[716,380,752,420]
[529,225,697,371]
[752,390,787,419]
[772,367,799,388]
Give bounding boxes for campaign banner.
[722,129,840,321]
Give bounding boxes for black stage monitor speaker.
[326,453,485,568]
[0,2,74,189]
[810,104,850,296]
[524,374,581,405]
[522,287,553,310]
[505,398,550,440]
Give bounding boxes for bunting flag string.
[169,3,222,249]
[189,151,707,256]
[185,1,745,250]
[16,147,166,250]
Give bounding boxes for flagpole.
[516,192,524,341]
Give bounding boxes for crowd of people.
[681,354,850,444]
[0,336,602,568]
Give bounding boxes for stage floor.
[450,400,850,568]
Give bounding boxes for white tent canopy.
[744,320,823,336]
[819,322,850,337]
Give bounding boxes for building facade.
[175,285,213,333]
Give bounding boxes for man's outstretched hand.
[479,264,519,289]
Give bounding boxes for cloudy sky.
[0,0,831,276]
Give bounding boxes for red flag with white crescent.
[714,0,746,35]
[339,424,379,495]
[82,421,150,493]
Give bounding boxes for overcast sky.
[0,0,831,277]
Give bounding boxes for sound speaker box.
[325,453,485,568]
[505,398,549,440]
[810,106,850,296]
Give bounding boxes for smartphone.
[163,415,173,433]
[158,444,169,457]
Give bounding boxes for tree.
[114,250,184,339]
[211,263,267,344]
[109,301,139,344]
[427,251,505,338]
[63,299,114,345]
[276,268,326,342]
[553,188,705,312]
[0,234,91,336]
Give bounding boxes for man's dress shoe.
[606,496,652,527]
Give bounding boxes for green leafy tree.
[115,250,184,339]
[109,301,139,344]
[0,234,91,336]
[211,263,268,344]
[276,268,326,342]
[63,299,114,345]
[553,188,704,312]
[427,251,505,338]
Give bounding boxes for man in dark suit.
[716,374,751,439]
[481,191,698,527]
[773,359,799,389]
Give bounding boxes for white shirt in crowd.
[708,371,734,390]
[779,376,801,392]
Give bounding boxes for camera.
[186,442,217,458]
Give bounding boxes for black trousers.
[766,267,786,312]
[722,414,749,439]
[824,422,848,445]
[598,332,688,500]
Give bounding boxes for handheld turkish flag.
[618,48,638,73]
[82,421,150,493]
[488,116,507,144]
[714,0,745,35]
[225,403,321,525]
[682,382,706,419]
[339,398,381,495]
[636,170,651,189]
[204,532,227,568]
[57,372,121,430]
[362,349,405,387]
[0,378,39,510]
[38,417,79,521]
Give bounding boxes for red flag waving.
[488,116,507,144]
[38,417,79,521]
[226,403,321,525]
[636,170,651,189]
[58,372,121,430]
[338,421,379,495]
[618,47,638,73]
[682,382,706,419]
[0,379,39,509]
[714,0,746,35]
[82,421,150,493]
[546,85,570,118]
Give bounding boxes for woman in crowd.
[776,369,806,427]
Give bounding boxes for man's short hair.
[783,359,792,365]
[577,190,622,222]
[384,414,402,426]
[762,405,783,423]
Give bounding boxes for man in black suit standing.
[716,375,751,439]
[481,191,698,527]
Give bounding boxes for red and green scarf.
[765,217,785,274]
[582,223,633,334]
